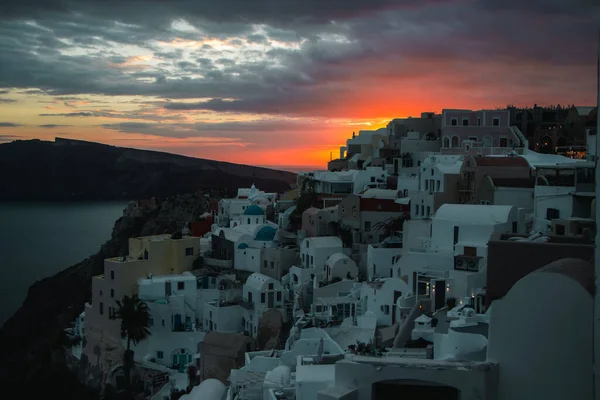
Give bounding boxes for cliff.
[0,193,213,398]
[0,138,297,201]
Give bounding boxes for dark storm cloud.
[0,0,597,119]
[1,0,447,24]
[0,122,20,127]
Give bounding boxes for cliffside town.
[55,107,598,400]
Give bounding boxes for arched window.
[451,136,460,148]
[443,137,450,148]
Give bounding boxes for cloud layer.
[0,0,598,167]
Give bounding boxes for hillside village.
[67,107,598,400]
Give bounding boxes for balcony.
[202,251,234,268]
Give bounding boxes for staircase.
[238,371,265,400]
[285,301,294,324]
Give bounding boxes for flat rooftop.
[345,354,496,371]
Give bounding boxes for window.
[499,137,508,147]
[341,206,345,213]
[436,180,440,191]
[310,255,314,265]
[157,351,164,359]
[493,117,500,126]
[270,261,274,269]
[468,136,477,142]
[263,260,268,269]
[177,281,185,290]
[512,221,518,233]
[99,290,103,296]
[306,240,309,248]
[185,247,194,256]
[426,206,431,217]
[99,302,104,315]
[247,218,251,224]
[451,118,457,126]
[108,307,113,318]
[415,205,419,215]
[261,293,265,303]
[425,180,429,190]
[277,291,282,301]
[256,218,259,223]
[365,221,371,232]
[480,200,490,205]
[383,305,390,314]
[462,118,469,126]
[546,208,560,220]
[149,318,154,326]
[268,283,274,290]
[477,117,481,126]
[377,203,382,210]
[162,319,165,327]
[453,226,459,245]
[110,271,114,280]
[443,137,450,147]
[110,289,114,298]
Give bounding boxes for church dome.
[243,205,265,216]
[255,226,277,241]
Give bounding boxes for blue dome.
[243,205,265,216]
[254,226,277,241]
[238,243,249,249]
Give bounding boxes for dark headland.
[0,137,296,201]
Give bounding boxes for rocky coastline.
[0,192,212,398]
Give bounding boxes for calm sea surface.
[0,202,126,327]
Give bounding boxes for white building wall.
[366,245,403,280]
[204,303,244,333]
[533,186,573,233]
[493,187,534,210]
[300,243,344,279]
[234,247,262,272]
[397,175,419,194]
[362,279,411,327]
[409,190,435,219]
[488,271,593,400]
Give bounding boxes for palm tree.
[373,213,409,240]
[111,294,151,392]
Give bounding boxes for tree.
[294,178,318,216]
[335,221,354,248]
[373,213,409,240]
[111,294,151,392]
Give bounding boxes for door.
[173,314,182,331]
[178,354,187,372]
[392,290,403,324]
[185,316,191,331]
[165,282,172,296]
[434,280,446,311]
[268,291,275,308]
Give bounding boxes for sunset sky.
[0,0,598,171]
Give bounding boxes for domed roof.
[238,242,249,249]
[255,225,277,241]
[243,205,265,216]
